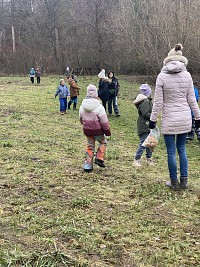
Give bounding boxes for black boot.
[95,158,105,168]
[73,103,77,110]
[186,131,194,141]
[166,180,181,191]
[180,177,188,189]
[196,128,200,142]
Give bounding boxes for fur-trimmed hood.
[133,94,147,105]
[163,55,188,66]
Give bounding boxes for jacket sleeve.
[150,74,164,122]
[187,79,200,120]
[98,106,111,136]
[79,105,83,124]
[55,87,60,96]
[140,100,152,120]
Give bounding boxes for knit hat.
[139,84,152,97]
[87,84,98,98]
[163,44,188,65]
[98,69,106,79]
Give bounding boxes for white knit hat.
[163,44,188,65]
[98,69,106,79]
[87,84,98,98]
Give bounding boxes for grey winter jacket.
[55,85,70,98]
[150,61,200,134]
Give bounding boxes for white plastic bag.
[142,126,160,151]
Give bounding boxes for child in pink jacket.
[79,84,111,172]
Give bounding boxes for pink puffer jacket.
[150,61,200,134]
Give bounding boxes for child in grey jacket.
[55,79,70,114]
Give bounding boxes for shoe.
[146,158,154,166]
[83,162,93,172]
[60,112,64,115]
[115,113,120,117]
[180,177,188,189]
[95,158,105,168]
[166,180,181,191]
[133,159,142,167]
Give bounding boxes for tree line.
[0,0,200,77]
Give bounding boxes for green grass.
[0,76,200,267]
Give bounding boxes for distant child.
[68,77,81,110]
[108,71,120,116]
[55,79,70,115]
[29,67,35,84]
[35,68,41,84]
[79,84,111,172]
[65,66,70,79]
[133,84,153,167]
[187,82,200,141]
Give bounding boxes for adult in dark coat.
[98,69,110,111]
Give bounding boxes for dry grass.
[0,76,199,267]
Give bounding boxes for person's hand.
[195,119,200,129]
[149,120,156,129]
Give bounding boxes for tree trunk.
[11,25,16,53]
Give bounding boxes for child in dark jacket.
[79,84,111,172]
[55,79,70,115]
[98,69,111,111]
[133,84,153,167]
[35,68,41,84]
[108,71,120,116]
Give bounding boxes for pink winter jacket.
[150,61,200,134]
[79,97,111,136]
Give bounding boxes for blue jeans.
[164,134,188,181]
[108,96,119,114]
[135,132,152,160]
[59,98,67,112]
[68,96,78,109]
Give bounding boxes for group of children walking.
[29,67,41,84]
[55,76,81,115]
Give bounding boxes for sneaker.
[146,158,154,166]
[133,159,142,167]
[95,158,105,168]
[60,112,64,115]
[115,113,120,117]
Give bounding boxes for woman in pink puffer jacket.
[149,44,200,190]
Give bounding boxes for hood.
[81,97,101,112]
[133,94,147,105]
[161,61,186,74]
[163,55,188,66]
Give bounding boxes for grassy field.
[0,76,200,267]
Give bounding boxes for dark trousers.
[30,77,34,84]
[68,96,78,109]
[101,99,108,111]
[37,77,41,84]
[59,98,67,112]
